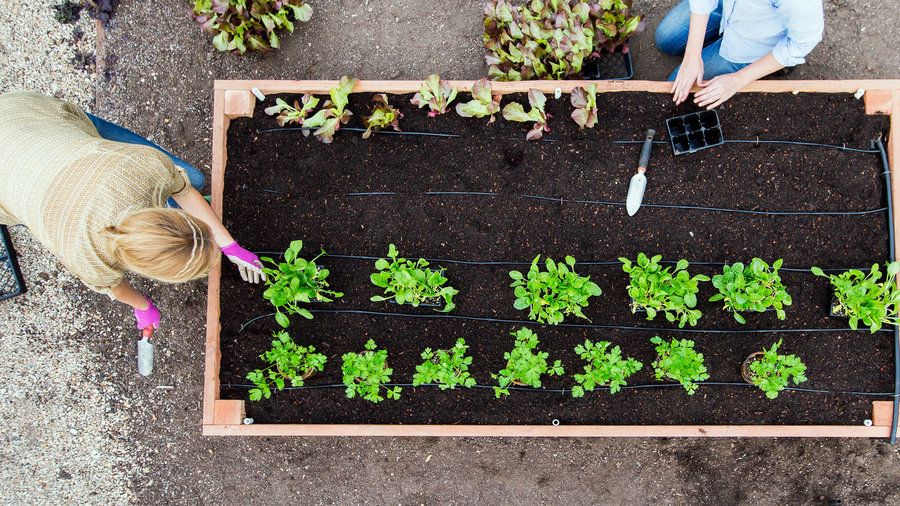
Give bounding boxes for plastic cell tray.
[582,49,633,81]
[666,110,724,155]
[0,225,26,301]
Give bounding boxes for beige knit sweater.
[0,92,192,295]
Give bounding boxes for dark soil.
[219,91,892,426]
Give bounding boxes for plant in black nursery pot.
[812,261,900,332]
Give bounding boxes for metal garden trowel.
[137,326,154,376]
[626,129,656,216]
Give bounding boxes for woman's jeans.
[85,114,205,206]
[654,0,748,81]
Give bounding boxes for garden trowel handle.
[638,129,656,172]
[142,326,154,339]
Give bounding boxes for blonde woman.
[0,91,263,334]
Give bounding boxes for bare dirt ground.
[3,0,900,503]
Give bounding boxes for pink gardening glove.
[134,297,160,330]
[221,241,265,284]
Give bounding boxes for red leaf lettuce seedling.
[502,89,550,140]
[570,84,598,129]
[264,93,320,127]
[370,244,459,312]
[362,94,403,139]
[341,339,401,403]
[246,330,326,401]
[261,240,343,328]
[509,254,602,325]
[191,0,313,54]
[492,327,564,397]
[571,339,642,397]
[455,78,501,123]
[410,74,458,117]
[302,76,358,143]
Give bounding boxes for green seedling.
[410,74,458,117]
[246,330,326,401]
[362,93,403,138]
[261,240,343,327]
[341,339,401,403]
[502,89,550,140]
[302,76,358,143]
[191,0,313,54]
[264,93,320,127]
[650,336,709,395]
[413,338,477,390]
[746,339,807,399]
[492,327,564,398]
[570,84,598,129]
[510,254,602,325]
[812,261,900,332]
[455,78,502,123]
[370,244,459,312]
[710,258,792,324]
[620,253,709,328]
[571,339,642,397]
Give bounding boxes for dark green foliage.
[620,253,709,328]
[709,258,792,324]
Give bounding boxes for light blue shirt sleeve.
[688,0,719,15]
[770,0,824,67]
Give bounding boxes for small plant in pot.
[370,243,458,312]
[650,336,709,395]
[492,327,564,398]
[341,339,401,403]
[412,338,477,390]
[742,339,807,399]
[571,339,642,397]
[261,240,343,328]
[811,262,900,333]
[246,331,326,401]
[709,258,792,324]
[620,253,709,328]
[509,254,602,325]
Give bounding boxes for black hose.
[876,136,899,444]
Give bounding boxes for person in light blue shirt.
[655,0,824,109]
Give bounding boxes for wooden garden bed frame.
[204,79,900,437]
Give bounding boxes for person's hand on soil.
[671,54,704,105]
[222,241,265,283]
[134,297,160,330]
[694,72,744,109]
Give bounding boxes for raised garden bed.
[204,80,900,437]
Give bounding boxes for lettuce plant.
[362,94,402,139]
[710,258,792,324]
[620,253,710,328]
[412,338,477,390]
[455,78,502,123]
[341,339,401,403]
[370,244,459,312]
[261,240,343,327]
[502,89,551,141]
[302,76,358,143]
[492,327,564,397]
[746,339,807,399]
[246,331,326,401]
[570,84,597,129]
[812,262,900,332]
[571,340,642,397]
[483,0,643,81]
[264,93,320,127]
[190,0,313,54]
[510,254,602,324]
[410,74,458,117]
[650,336,709,395]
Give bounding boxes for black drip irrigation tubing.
[613,138,881,153]
[223,381,897,398]
[237,309,891,335]
[875,136,899,444]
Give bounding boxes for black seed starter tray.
[582,49,633,81]
[0,225,25,301]
[666,110,724,155]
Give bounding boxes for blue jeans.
[86,114,205,206]
[655,0,748,81]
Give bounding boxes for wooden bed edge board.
[224,89,256,119]
[200,424,892,438]
[864,89,893,115]
[214,79,900,95]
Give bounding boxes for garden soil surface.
[219,91,892,426]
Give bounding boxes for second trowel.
[626,129,656,216]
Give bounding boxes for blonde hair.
[102,208,220,283]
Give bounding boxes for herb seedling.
[509,255,602,324]
[410,74,458,117]
[341,339,400,403]
[246,331,326,401]
[370,244,459,312]
[745,339,807,399]
[362,94,403,138]
[650,336,709,395]
[620,254,710,328]
[502,89,551,140]
[455,78,502,123]
[261,240,343,327]
[492,327,564,397]
[191,0,313,54]
[570,84,598,129]
[571,340,642,397]
[412,338,477,390]
[302,76,358,143]
[812,262,900,332]
[709,258,792,324]
[264,93,320,127]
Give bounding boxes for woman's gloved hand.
[134,297,160,330]
[221,241,266,283]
